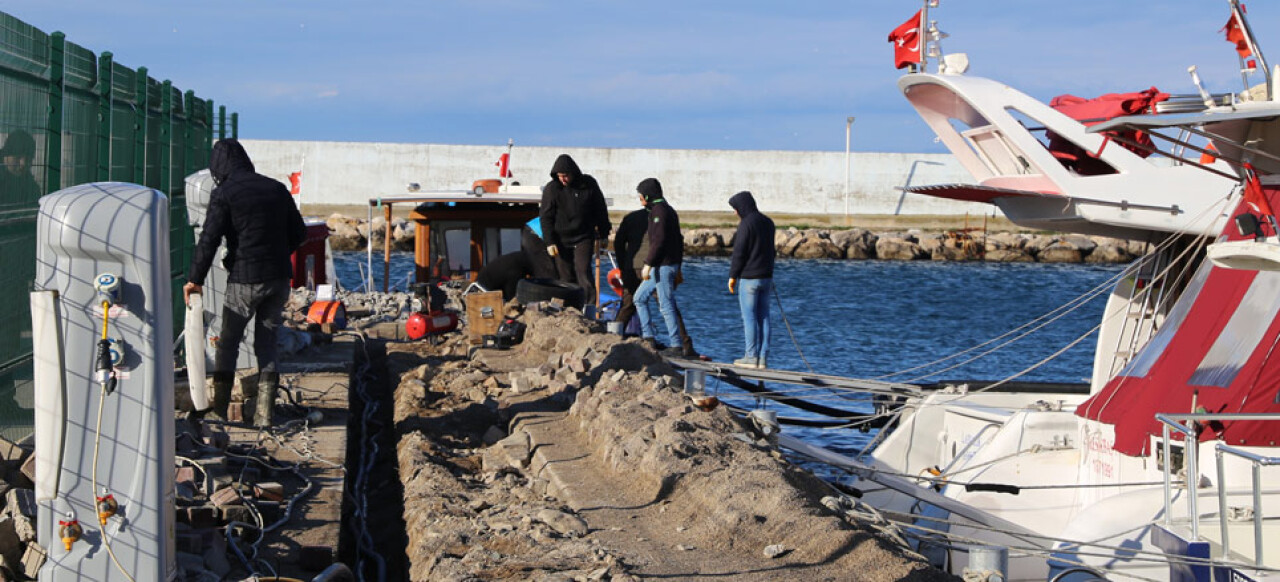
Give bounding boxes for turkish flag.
[1222,10,1252,58]
[888,10,923,70]
[495,153,512,178]
[1243,163,1274,218]
[288,171,302,195]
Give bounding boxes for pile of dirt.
[384,304,954,581]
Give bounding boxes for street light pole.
[844,116,855,220]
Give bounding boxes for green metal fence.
[0,11,237,439]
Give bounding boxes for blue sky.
[3,1,1274,153]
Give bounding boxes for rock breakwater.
[323,214,1144,263]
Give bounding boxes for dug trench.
[340,302,957,581]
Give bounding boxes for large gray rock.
[875,237,927,261]
[1038,244,1084,263]
[831,229,877,259]
[984,248,1035,262]
[1086,243,1135,263]
[790,236,843,259]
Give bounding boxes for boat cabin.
[364,188,542,291]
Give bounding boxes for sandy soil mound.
[388,304,954,581]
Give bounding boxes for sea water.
[334,253,1122,462]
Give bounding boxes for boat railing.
[1156,412,1280,564]
[1214,442,1278,566]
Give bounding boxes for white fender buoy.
[185,293,210,411]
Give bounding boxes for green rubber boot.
[207,371,235,422]
[254,372,279,429]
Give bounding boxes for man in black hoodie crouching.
[540,154,611,305]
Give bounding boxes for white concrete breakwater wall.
[240,140,982,216]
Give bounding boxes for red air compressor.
[406,311,458,340]
[405,282,459,340]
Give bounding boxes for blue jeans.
[634,264,680,347]
[738,278,772,362]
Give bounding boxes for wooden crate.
[465,290,505,344]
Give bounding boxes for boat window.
[483,227,524,265]
[500,228,522,255]
[444,228,471,272]
[428,221,472,278]
[1119,259,1213,377]
[1188,270,1280,387]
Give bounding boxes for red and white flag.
[495,153,512,178]
[1242,163,1275,218]
[888,10,923,70]
[288,171,302,195]
[1222,8,1252,59]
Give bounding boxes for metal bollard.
[963,545,1008,582]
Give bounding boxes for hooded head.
[209,138,255,185]
[549,154,582,186]
[0,129,35,159]
[729,190,758,216]
[637,177,664,207]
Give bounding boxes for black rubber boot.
[208,371,235,422]
[254,372,279,429]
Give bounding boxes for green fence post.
[134,66,147,184]
[183,91,196,178]
[230,112,237,139]
[46,32,65,192]
[160,80,172,197]
[218,105,226,140]
[96,51,113,182]
[205,100,214,150]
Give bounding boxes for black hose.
[716,373,893,429]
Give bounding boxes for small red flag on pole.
[495,153,512,178]
[888,10,924,70]
[1222,9,1253,58]
[288,171,302,195]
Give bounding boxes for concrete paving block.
[4,490,33,519]
[175,466,196,486]
[210,487,242,507]
[253,482,285,502]
[20,543,44,579]
[0,437,25,468]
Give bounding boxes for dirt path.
[386,306,956,582]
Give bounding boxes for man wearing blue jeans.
[633,178,685,357]
[727,191,775,369]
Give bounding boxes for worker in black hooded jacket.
[632,178,686,356]
[614,192,696,357]
[540,154,610,305]
[184,138,307,427]
[727,190,775,369]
